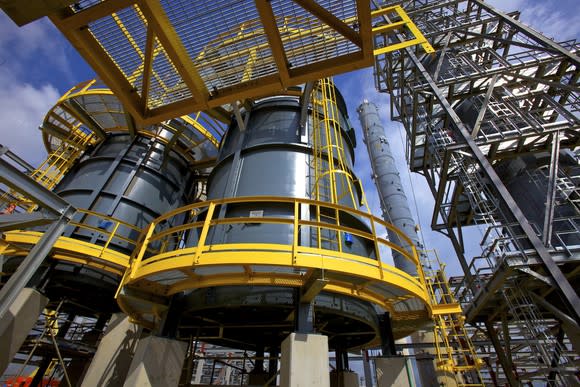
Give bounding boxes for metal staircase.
[423,250,485,386]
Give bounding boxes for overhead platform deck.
[2,0,433,125]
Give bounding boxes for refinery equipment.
[0,80,221,382]
[0,0,579,386]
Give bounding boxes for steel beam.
[0,212,58,232]
[0,216,70,321]
[471,74,498,138]
[473,0,580,67]
[292,0,362,47]
[0,158,75,218]
[542,131,560,246]
[485,321,519,387]
[529,292,580,331]
[0,145,35,172]
[64,99,107,140]
[255,0,291,86]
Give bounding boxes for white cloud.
[0,13,65,166]
[0,71,59,166]
[483,0,579,41]
[0,12,74,81]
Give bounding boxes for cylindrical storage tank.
[180,87,382,350]
[495,151,580,250]
[201,94,372,257]
[55,133,193,254]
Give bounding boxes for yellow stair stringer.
[1,128,93,212]
[423,250,485,387]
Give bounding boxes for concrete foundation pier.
[330,371,359,387]
[81,313,142,387]
[0,287,48,374]
[374,357,412,387]
[280,333,330,387]
[123,335,188,387]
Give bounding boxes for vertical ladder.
[310,78,359,252]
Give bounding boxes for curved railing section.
[2,209,142,275]
[41,79,223,165]
[119,196,432,330]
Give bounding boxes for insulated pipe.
[357,100,419,276]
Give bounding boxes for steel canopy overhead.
[29,0,431,125]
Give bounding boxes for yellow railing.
[68,209,143,257]
[2,209,144,274]
[121,196,431,318]
[44,79,222,164]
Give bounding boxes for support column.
[412,330,457,387]
[249,343,269,385]
[485,321,519,387]
[123,336,187,387]
[330,371,359,387]
[374,357,412,387]
[0,287,48,374]
[280,333,329,387]
[80,313,142,387]
[330,347,359,387]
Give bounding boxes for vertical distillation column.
[357,100,419,276]
[358,100,485,386]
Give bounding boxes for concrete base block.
[0,288,48,374]
[123,336,187,387]
[81,313,142,387]
[330,371,359,387]
[415,353,438,387]
[375,357,411,387]
[280,333,329,387]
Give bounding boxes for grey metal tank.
[202,94,372,257]
[495,151,580,251]
[180,88,381,350]
[55,133,194,255]
[357,100,419,276]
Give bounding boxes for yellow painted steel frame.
[43,79,222,160]
[119,196,433,335]
[371,5,434,55]
[47,1,432,125]
[422,250,485,384]
[1,209,140,276]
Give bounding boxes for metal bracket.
[515,267,555,286]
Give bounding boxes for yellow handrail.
[126,196,421,281]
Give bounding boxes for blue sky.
[0,0,578,275]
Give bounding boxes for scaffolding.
[374,0,580,385]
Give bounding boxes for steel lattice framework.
[1,0,434,125]
[374,0,580,385]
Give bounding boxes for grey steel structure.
[373,0,580,385]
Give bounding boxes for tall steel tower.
[373,0,580,385]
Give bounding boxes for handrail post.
[130,221,156,280]
[193,202,216,265]
[368,215,384,279]
[292,200,299,264]
[100,220,121,257]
